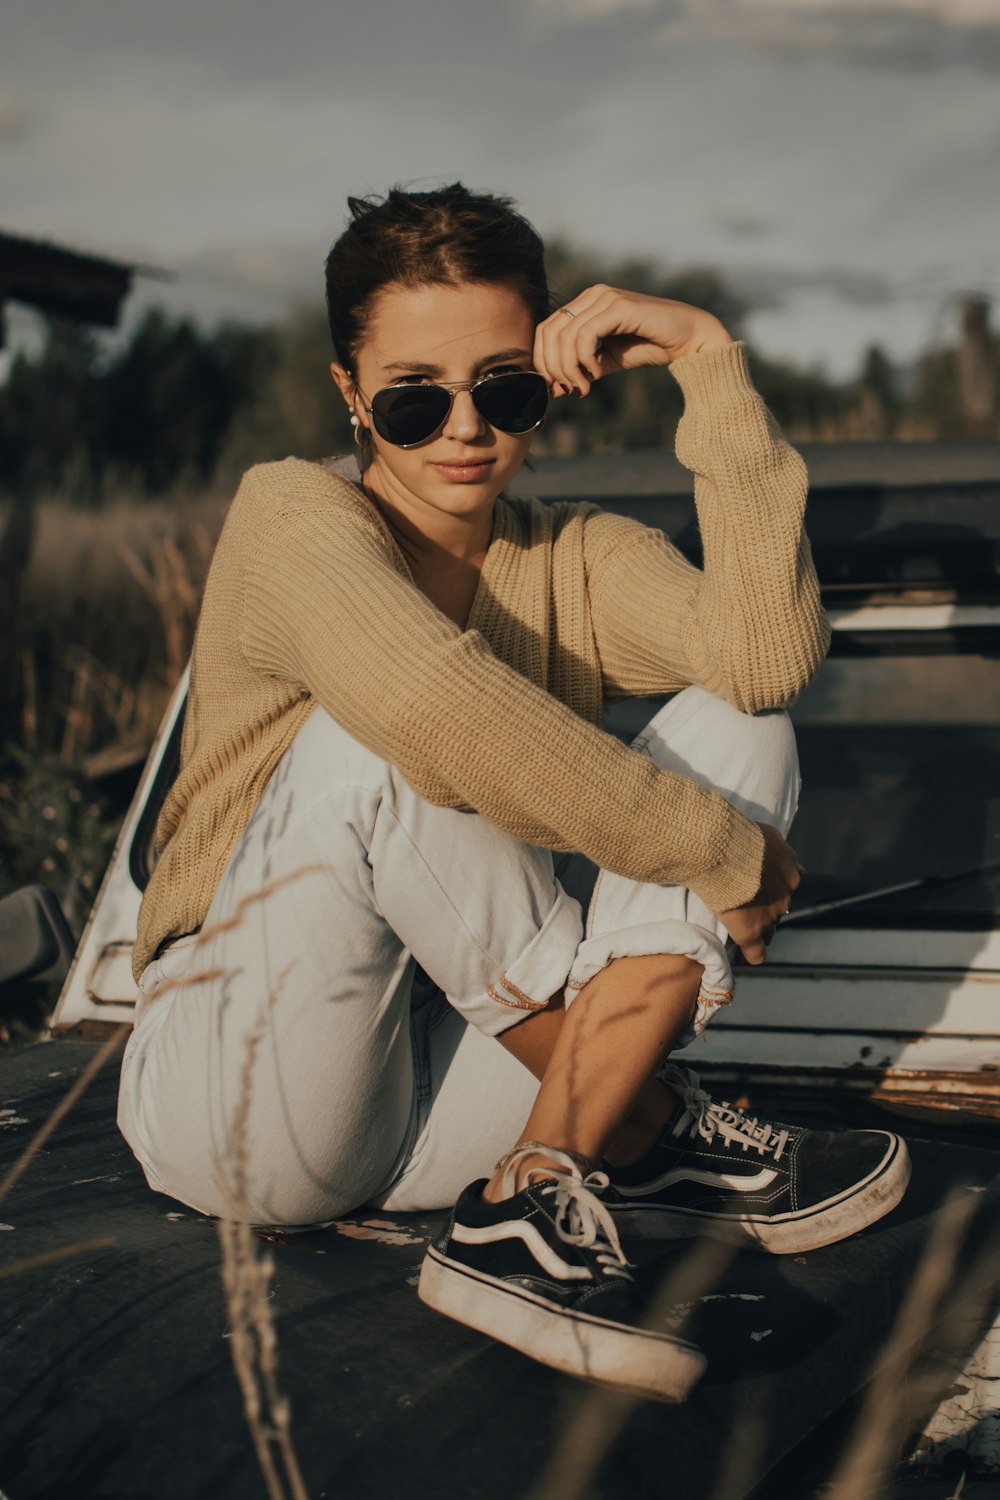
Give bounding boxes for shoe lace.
[497,1143,632,1280]
[661,1063,790,1162]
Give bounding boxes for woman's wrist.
[669,318,734,363]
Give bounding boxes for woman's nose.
[446,388,487,438]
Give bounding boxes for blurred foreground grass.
[1,488,228,1045]
[0,744,120,1046]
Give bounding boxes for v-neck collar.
[321,454,510,634]
[467,499,508,634]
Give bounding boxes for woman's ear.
[329,361,356,409]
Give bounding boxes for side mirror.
[0,885,77,994]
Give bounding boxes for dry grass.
[0,1022,131,1207]
[0,1236,118,1281]
[823,1191,985,1500]
[0,872,321,1500]
[11,491,226,764]
[214,960,310,1500]
[140,874,324,1500]
[21,491,227,611]
[828,1194,1000,1500]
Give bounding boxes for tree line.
[0,234,996,505]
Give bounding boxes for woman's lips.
[431,460,495,481]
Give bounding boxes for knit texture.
[133,339,830,980]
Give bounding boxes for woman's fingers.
[534,286,611,394]
[554,312,605,389]
[743,916,778,966]
[742,935,768,967]
[722,906,773,966]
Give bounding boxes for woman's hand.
[533,284,733,397]
[718,823,804,967]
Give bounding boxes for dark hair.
[325,180,556,382]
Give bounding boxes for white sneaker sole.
[609,1133,911,1255]
[418,1247,706,1403]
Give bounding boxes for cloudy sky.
[3,0,999,381]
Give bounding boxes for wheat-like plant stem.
[215,963,311,1500]
[191,866,330,948]
[0,1022,130,1208]
[0,867,321,1499]
[824,1190,982,1500]
[521,1236,735,1500]
[0,1236,117,1280]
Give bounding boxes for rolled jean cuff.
[561,919,735,1049]
[447,883,585,1038]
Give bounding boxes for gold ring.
[560,307,576,320]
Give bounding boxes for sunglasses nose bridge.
[445,383,489,433]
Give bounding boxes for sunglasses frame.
[351,370,550,448]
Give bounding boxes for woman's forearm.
[669,340,831,712]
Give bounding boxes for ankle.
[481,1141,593,1204]
[603,1080,680,1169]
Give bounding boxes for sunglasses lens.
[370,373,549,446]
[370,385,451,446]
[475,373,549,433]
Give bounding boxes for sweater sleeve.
[586,340,831,714]
[239,481,765,913]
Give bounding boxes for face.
[330,280,541,529]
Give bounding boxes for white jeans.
[117,685,800,1225]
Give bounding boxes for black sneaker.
[603,1064,911,1255]
[417,1145,706,1403]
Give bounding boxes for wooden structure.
[0,229,164,346]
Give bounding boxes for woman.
[118,182,910,1403]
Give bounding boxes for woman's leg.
[481,684,801,1195]
[461,686,907,1254]
[564,683,801,1035]
[413,693,796,1401]
[416,679,906,1406]
[117,702,583,1226]
[382,684,799,1210]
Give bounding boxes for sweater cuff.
[667,339,759,414]
[686,803,765,914]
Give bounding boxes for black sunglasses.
[353,370,549,448]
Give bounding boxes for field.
[0,488,230,1042]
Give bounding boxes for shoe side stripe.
[450,1221,593,1281]
[614,1166,779,1197]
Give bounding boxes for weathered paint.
[910,1322,1000,1471]
[828,602,1000,633]
[333,1218,427,1247]
[51,667,190,1032]
[693,1059,1000,1116]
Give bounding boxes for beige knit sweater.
[133,339,830,980]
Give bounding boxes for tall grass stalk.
[0,868,323,1499]
[0,1022,130,1208]
[0,1236,117,1281]
[215,962,310,1500]
[521,1237,737,1500]
[824,1189,988,1500]
[151,868,325,1500]
[115,530,210,687]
